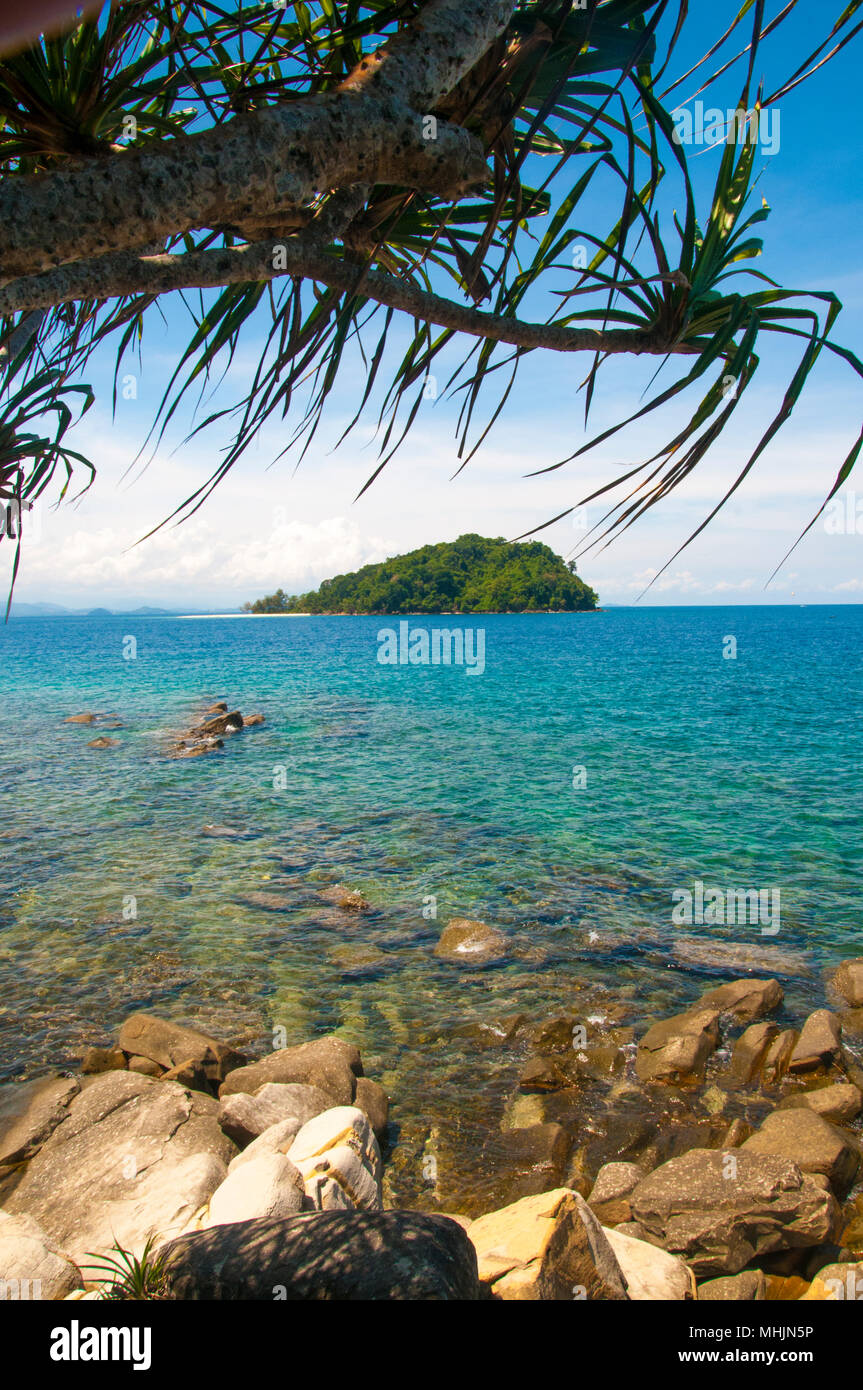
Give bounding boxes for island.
[243,534,598,614]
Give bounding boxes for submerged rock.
[476,1122,570,1207]
[328,943,386,976]
[318,884,371,913]
[672,940,810,977]
[434,917,508,967]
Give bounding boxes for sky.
[5,1,863,611]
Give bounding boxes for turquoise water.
[1,607,861,1209]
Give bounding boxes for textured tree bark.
[0,104,487,279]
[0,0,695,362]
[0,0,515,279]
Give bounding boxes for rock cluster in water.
[0,951,861,1301]
[61,700,266,759]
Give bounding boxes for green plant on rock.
[83,1235,172,1301]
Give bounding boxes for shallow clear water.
[1,607,861,1210]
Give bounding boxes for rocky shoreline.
[1,954,861,1300]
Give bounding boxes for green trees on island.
[244,535,598,615]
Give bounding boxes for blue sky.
[7,1,863,610]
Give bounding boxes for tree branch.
[0,236,701,358]
[339,0,516,108]
[0,107,486,280]
[0,0,516,281]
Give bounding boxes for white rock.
[288,1106,379,1172]
[295,1143,382,1211]
[312,1177,356,1211]
[0,1210,83,1300]
[288,1107,382,1211]
[206,1152,305,1226]
[603,1226,693,1300]
[227,1117,303,1175]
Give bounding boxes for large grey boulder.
[5,1072,236,1263]
[742,1109,859,1194]
[254,1083,334,1127]
[0,1211,83,1300]
[159,1212,480,1299]
[118,1013,247,1083]
[630,1148,839,1276]
[206,1153,305,1226]
[636,1009,720,1084]
[219,1036,361,1106]
[218,1082,334,1147]
[0,1075,80,1169]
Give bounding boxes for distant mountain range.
[9,603,181,617]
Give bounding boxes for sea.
[1,605,861,1209]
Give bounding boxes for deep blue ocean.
[1,606,861,1206]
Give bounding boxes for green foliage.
[83,1236,172,1301]
[248,534,598,613]
[1,0,862,586]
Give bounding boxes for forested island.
[244,535,598,615]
